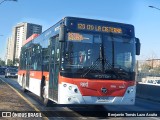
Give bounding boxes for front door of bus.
[49,36,59,102]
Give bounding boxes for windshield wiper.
[113,66,132,80]
[82,44,107,77]
[82,44,122,79]
[82,57,125,79]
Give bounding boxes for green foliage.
[140,63,151,72]
[14,58,19,66]
[7,59,13,66]
[152,67,160,74]
[14,58,19,63]
[0,58,5,66]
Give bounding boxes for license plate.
[96,97,112,102]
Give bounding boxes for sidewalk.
[0,78,44,120]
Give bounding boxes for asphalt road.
[0,75,160,120]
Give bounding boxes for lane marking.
[0,78,48,120]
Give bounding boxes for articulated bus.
[18,17,140,106]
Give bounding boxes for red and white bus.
[18,17,140,106]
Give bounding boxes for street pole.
[149,6,160,11]
[0,0,17,5]
[148,5,160,72]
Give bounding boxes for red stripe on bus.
[59,75,135,97]
[18,70,49,81]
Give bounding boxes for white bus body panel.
[58,82,136,105]
[18,75,49,98]
[18,74,135,105]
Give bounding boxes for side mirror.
[136,38,141,55]
[59,25,66,42]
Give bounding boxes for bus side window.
[31,47,35,70]
[35,44,42,71]
[34,62,37,70]
[31,45,36,70]
[51,50,54,61]
[42,47,49,71]
[56,49,60,62]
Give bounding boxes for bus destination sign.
[77,23,122,34]
[68,32,84,41]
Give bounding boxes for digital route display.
[77,23,122,34]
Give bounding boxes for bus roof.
[22,17,135,48]
[64,16,134,27]
[64,17,134,37]
[36,16,134,39]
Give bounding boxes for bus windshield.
[61,32,135,80]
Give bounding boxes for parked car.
[154,80,160,85]
[146,80,154,84]
[145,79,160,85]
[5,68,18,78]
[0,67,6,75]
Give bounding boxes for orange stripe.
[59,75,135,97]
[18,70,49,81]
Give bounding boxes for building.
[138,59,160,71]
[5,37,13,65]
[146,59,160,68]
[6,22,42,65]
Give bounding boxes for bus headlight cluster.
[69,86,72,90]
[131,99,134,102]
[127,88,134,94]
[74,88,78,93]
[63,84,67,87]
[62,83,79,93]
[68,86,79,93]
[68,97,71,101]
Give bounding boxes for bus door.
[26,48,32,88]
[49,36,60,102]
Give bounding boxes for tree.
[0,58,5,66]
[14,58,19,66]
[140,63,151,72]
[7,59,13,66]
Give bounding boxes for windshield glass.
[104,35,135,72]
[61,32,135,80]
[7,68,18,72]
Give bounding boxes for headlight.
[74,88,78,93]
[7,73,10,75]
[68,86,72,90]
[63,84,67,87]
[127,88,134,93]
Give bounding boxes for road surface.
[0,75,160,120]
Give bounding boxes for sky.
[0,0,160,60]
